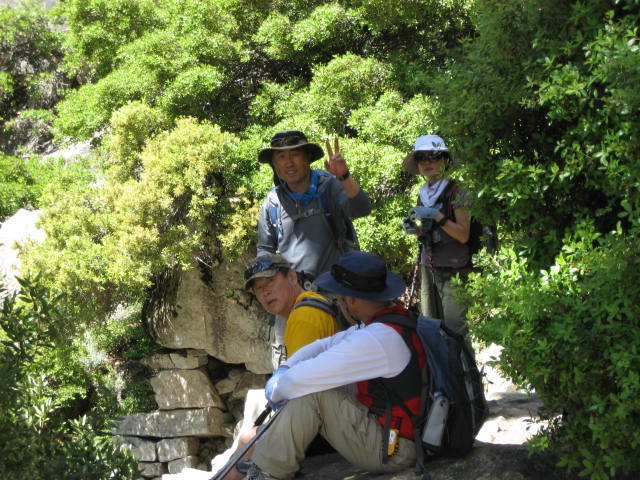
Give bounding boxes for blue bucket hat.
[314,251,406,301]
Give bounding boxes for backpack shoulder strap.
[316,171,358,253]
[436,180,458,219]
[291,296,335,316]
[372,312,430,473]
[266,187,282,242]
[291,295,352,331]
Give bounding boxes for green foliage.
[104,101,170,181]
[26,117,240,315]
[0,153,60,221]
[59,0,160,77]
[349,92,439,149]
[435,0,640,477]
[54,0,248,139]
[0,275,139,479]
[0,1,63,122]
[467,223,640,479]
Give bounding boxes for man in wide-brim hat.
[243,251,426,480]
[255,129,372,368]
[256,129,371,279]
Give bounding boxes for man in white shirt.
[245,251,426,480]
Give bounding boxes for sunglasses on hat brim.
[270,135,306,148]
[244,260,290,280]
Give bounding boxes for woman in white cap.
[401,134,472,336]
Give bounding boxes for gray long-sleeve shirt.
[257,170,371,279]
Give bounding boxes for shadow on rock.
[297,444,580,480]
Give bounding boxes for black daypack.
[380,313,488,474]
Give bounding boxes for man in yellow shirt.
[244,253,342,358]
[220,254,343,480]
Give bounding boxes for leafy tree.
[59,0,160,78]
[27,111,244,317]
[434,0,640,477]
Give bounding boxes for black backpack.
[378,313,488,477]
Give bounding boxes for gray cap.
[244,253,291,290]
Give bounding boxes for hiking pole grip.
[253,405,272,427]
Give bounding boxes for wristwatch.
[436,215,449,227]
[336,171,350,181]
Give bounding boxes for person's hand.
[402,217,419,235]
[324,138,349,178]
[265,367,288,410]
[408,206,439,221]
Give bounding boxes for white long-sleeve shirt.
[269,321,412,403]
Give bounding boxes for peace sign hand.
[324,138,349,178]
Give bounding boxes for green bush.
[435,1,640,477]
[0,153,60,221]
[26,117,240,316]
[0,275,140,479]
[467,223,640,479]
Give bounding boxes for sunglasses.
[270,135,306,148]
[414,151,447,163]
[244,259,289,280]
[331,264,386,292]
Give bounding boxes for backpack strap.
[317,171,359,253]
[266,188,283,242]
[290,296,352,331]
[371,313,430,474]
[290,296,336,316]
[435,179,458,222]
[266,172,358,253]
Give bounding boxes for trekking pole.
[416,221,441,318]
[407,249,421,309]
[209,406,282,480]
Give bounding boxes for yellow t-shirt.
[284,291,339,357]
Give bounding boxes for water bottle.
[421,392,449,448]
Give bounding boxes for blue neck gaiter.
[283,170,321,205]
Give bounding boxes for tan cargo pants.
[251,389,416,479]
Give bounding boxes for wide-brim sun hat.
[402,134,449,175]
[244,253,291,290]
[314,251,406,302]
[258,130,325,164]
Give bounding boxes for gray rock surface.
[113,407,232,438]
[144,264,273,374]
[150,368,225,410]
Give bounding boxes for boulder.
[150,369,225,410]
[114,408,232,438]
[143,260,272,374]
